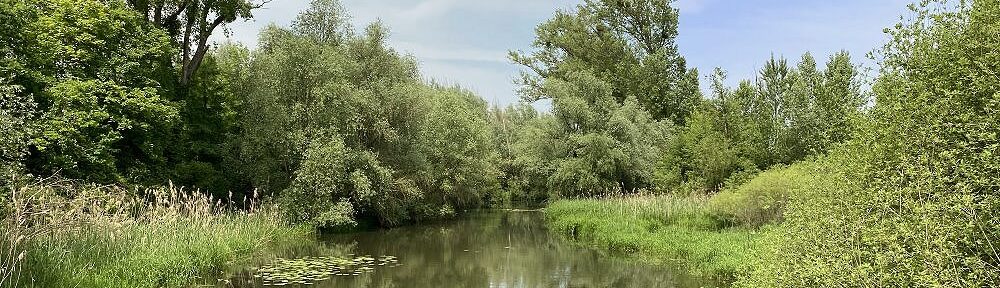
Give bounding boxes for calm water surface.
[217,211,720,288]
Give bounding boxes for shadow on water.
[209,211,723,288]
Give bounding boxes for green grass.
[545,196,763,280]
[2,181,313,288]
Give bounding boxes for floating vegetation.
[254,255,400,286]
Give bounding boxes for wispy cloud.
[391,41,508,63]
[397,0,461,20]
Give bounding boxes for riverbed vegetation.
[2,179,311,287]
[2,0,999,287]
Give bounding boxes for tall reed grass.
[0,178,311,288]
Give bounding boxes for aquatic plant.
[254,255,399,286]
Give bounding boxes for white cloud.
[391,40,508,63]
[398,0,461,20]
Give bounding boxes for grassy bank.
[545,163,816,281]
[546,196,761,280]
[1,180,312,288]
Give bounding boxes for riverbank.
[545,196,761,282]
[2,181,312,288]
[543,163,815,283]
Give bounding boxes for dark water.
[216,211,719,288]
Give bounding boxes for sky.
[216,0,913,109]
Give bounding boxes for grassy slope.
[545,196,762,280]
[544,163,816,282]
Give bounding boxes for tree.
[510,0,700,125]
[817,51,863,150]
[0,81,34,183]
[170,49,245,195]
[489,103,541,201]
[231,0,500,227]
[528,72,666,197]
[127,0,269,85]
[1,0,179,183]
[659,53,862,193]
[740,53,861,170]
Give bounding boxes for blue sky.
[218,0,912,108]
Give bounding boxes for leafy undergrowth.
[545,196,763,281]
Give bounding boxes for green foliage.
[744,1,1000,286]
[511,0,700,125]
[230,0,500,227]
[545,73,667,197]
[507,0,698,199]
[279,136,357,229]
[509,114,563,201]
[709,162,815,228]
[489,103,542,202]
[507,72,667,198]
[0,0,179,184]
[0,81,34,182]
[169,49,246,197]
[33,80,178,182]
[660,52,863,193]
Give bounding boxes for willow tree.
[509,0,690,197]
[231,0,499,227]
[510,0,700,125]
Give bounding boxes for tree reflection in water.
[219,212,720,288]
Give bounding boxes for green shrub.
[743,1,1000,286]
[709,162,816,228]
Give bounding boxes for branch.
[163,1,190,26]
[182,15,226,84]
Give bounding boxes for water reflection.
[218,211,717,288]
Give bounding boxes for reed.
[0,178,311,288]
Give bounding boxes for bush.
[743,1,1000,286]
[709,162,816,228]
[279,136,357,229]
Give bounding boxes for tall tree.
[510,0,700,125]
[231,0,500,227]
[1,0,179,183]
[127,0,268,85]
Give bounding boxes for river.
[213,211,720,288]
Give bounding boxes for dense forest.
[1,0,998,287]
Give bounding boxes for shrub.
[709,162,816,228]
[743,1,1000,286]
[279,136,358,229]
